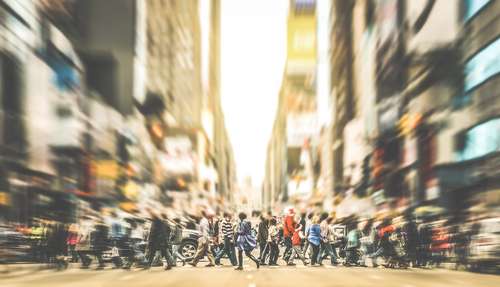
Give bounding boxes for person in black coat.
[146,213,174,270]
[92,219,109,269]
[257,215,269,264]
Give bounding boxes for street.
[1,263,499,287]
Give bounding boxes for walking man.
[318,214,338,265]
[282,208,296,262]
[189,210,216,267]
[215,212,237,266]
[257,215,269,264]
[146,212,174,270]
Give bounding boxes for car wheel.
[181,240,197,260]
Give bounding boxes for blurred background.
[0,0,499,279]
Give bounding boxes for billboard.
[286,1,316,74]
[286,113,319,147]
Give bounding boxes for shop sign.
[0,192,10,206]
[371,189,386,205]
[425,178,440,201]
[402,136,418,167]
[94,160,119,179]
[377,95,401,133]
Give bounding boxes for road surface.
[1,262,499,287]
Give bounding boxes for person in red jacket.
[282,208,296,262]
[287,224,308,266]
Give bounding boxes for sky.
[220,0,289,187]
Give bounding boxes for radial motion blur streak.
[0,0,499,286]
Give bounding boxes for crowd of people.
[1,207,482,272]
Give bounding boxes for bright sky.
[220,0,289,187]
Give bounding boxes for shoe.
[165,265,172,270]
[256,261,260,269]
[235,266,243,270]
[188,262,197,267]
[287,262,296,266]
[206,264,215,267]
[304,261,309,266]
[182,261,186,266]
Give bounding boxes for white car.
[469,217,500,270]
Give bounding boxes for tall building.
[146,0,235,208]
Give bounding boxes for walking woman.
[235,212,260,270]
[308,216,322,266]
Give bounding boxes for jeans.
[310,243,320,265]
[215,237,237,266]
[268,241,279,264]
[147,245,174,267]
[68,245,78,262]
[318,241,338,265]
[259,242,271,264]
[78,250,105,267]
[288,246,307,265]
[283,237,293,261]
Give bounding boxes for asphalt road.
[1,261,499,287]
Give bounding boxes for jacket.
[267,225,279,242]
[236,220,257,251]
[283,215,296,238]
[308,224,321,246]
[257,220,268,243]
[292,229,302,246]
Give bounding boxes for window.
[464,0,491,21]
[464,37,500,92]
[456,118,500,161]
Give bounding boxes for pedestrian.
[91,217,109,270]
[359,219,374,267]
[75,216,94,269]
[287,224,308,266]
[122,220,143,269]
[417,218,432,268]
[402,213,419,267]
[318,214,338,265]
[215,212,237,266]
[267,217,280,266]
[189,210,216,267]
[235,212,260,270]
[146,212,174,270]
[308,216,321,266]
[171,218,187,266]
[67,223,79,263]
[345,220,362,266]
[303,213,314,258]
[257,214,269,264]
[282,208,296,262]
[46,221,68,270]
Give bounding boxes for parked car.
[0,225,31,263]
[179,228,201,260]
[469,217,500,271]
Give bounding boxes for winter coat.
[91,223,109,252]
[236,220,257,251]
[148,218,169,248]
